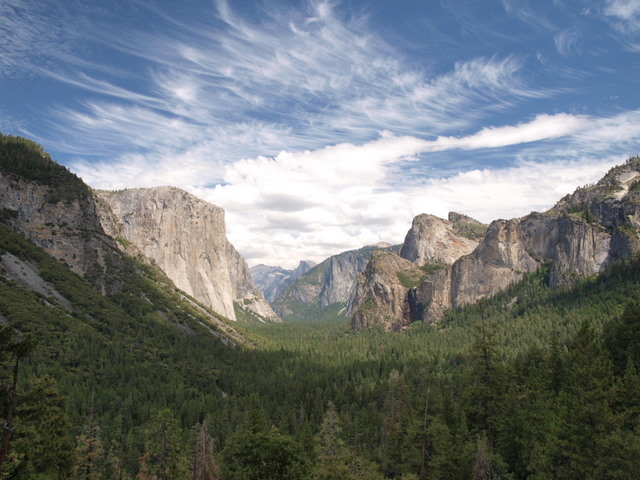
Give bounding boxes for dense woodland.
[1,135,640,479]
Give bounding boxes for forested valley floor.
[2,214,640,479]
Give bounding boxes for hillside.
[1,135,640,479]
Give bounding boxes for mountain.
[0,133,275,325]
[349,213,486,329]
[271,243,399,320]
[97,188,279,322]
[4,134,640,479]
[349,157,640,331]
[250,260,316,303]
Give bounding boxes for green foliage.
[221,403,311,480]
[0,133,89,203]
[420,262,446,275]
[396,270,426,288]
[452,221,488,241]
[3,138,640,478]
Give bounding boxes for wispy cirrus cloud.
[605,0,640,31]
[24,0,543,167]
[4,0,640,267]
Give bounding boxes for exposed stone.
[350,158,640,330]
[400,213,479,266]
[97,187,279,322]
[0,170,124,294]
[250,261,316,303]
[272,244,397,319]
[348,251,423,332]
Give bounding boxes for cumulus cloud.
[185,112,637,268]
[605,0,640,31]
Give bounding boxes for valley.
[1,134,640,479]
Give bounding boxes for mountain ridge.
[349,156,640,331]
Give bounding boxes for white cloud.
[69,109,640,268]
[605,0,640,30]
[181,112,634,268]
[426,113,587,151]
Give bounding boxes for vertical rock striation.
[96,187,279,322]
[350,157,640,331]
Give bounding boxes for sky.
[2,0,640,268]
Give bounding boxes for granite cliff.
[96,188,279,322]
[350,158,640,331]
[270,244,397,320]
[348,213,485,329]
[250,261,316,303]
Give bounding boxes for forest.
[2,213,640,479]
[1,133,640,478]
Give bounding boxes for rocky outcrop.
[97,187,279,322]
[349,251,425,332]
[400,214,480,265]
[0,169,124,293]
[250,261,316,303]
[350,214,483,330]
[350,157,640,331]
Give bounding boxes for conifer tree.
[192,421,220,480]
[314,401,354,480]
[558,323,618,479]
[139,409,188,480]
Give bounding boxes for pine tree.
[0,330,36,478]
[73,396,105,480]
[558,323,618,479]
[192,421,219,480]
[380,369,412,478]
[314,402,355,480]
[139,409,188,480]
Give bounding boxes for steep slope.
[250,260,316,303]
[350,157,640,331]
[0,135,128,294]
[96,187,279,322]
[349,213,484,330]
[349,250,426,331]
[272,244,397,320]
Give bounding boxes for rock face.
[96,187,279,322]
[0,169,123,293]
[272,244,396,319]
[349,251,425,332]
[250,261,316,303]
[350,157,640,331]
[350,214,482,331]
[400,213,480,266]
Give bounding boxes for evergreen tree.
[10,376,75,480]
[472,434,503,480]
[0,329,36,478]
[221,397,311,480]
[466,314,504,447]
[380,369,412,478]
[314,401,355,480]
[73,396,105,480]
[192,421,220,480]
[558,323,618,479]
[138,409,188,480]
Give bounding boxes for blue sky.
[2,0,640,267]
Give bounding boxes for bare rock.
[97,187,279,322]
